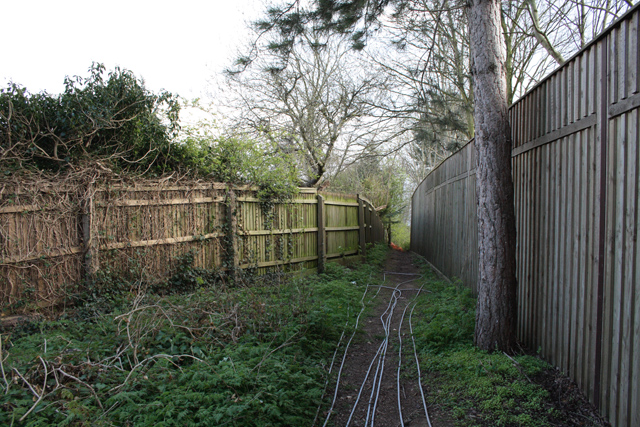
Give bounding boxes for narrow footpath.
[319,249,454,427]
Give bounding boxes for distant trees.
[240,0,632,352]
[225,32,394,187]
[329,152,408,225]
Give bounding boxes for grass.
[0,245,387,426]
[410,258,590,427]
[2,246,597,426]
[390,222,410,250]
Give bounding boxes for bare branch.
[525,0,566,65]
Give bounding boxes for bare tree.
[225,32,392,187]
[386,0,632,184]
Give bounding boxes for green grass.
[390,222,410,250]
[410,257,576,427]
[0,246,388,426]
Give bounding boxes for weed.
[412,279,475,353]
[0,245,386,426]
[410,265,596,427]
[422,348,555,426]
[364,243,389,267]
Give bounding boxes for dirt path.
[319,249,454,427]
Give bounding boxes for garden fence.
[1,181,386,308]
[411,4,640,426]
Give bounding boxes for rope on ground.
[397,302,410,427]
[395,276,427,427]
[345,340,386,427]
[348,276,402,426]
[370,277,419,427]
[342,274,428,427]
[321,273,376,427]
[409,302,433,427]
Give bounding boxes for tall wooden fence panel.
[1,183,386,309]
[410,5,640,426]
[411,142,478,292]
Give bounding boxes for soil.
[319,249,456,427]
[317,248,610,427]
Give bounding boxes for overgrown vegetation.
[390,222,410,250]
[175,101,299,199]
[411,261,603,427]
[1,63,180,175]
[0,245,387,426]
[0,64,300,203]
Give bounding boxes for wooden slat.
[571,131,584,388]
[0,204,57,214]
[631,107,640,427]
[95,197,225,208]
[609,91,640,118]
[0,246,83,265]
[239,255,318,269]
[619,108,636,427]
[325,226,360,232]
[236,197,318,204]
[101,232,222,250]
[240,227,319,236]
[323,200,360,207]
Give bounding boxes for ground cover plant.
[0,245,387,426]
[410,259,606,427]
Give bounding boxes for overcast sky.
[1,0,265,99]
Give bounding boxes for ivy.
[0,63,180,175]
[0,245,389,426]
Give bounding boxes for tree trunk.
[468,0,518,352]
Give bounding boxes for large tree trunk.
[468,0,518,352]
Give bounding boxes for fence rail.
[1,182,386,308]
[411,4,640,426]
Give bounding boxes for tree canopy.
[240,0,632,184]
[225,32,391,187]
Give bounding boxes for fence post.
[226,189,239,281]
[317,194,326,273]
[81,184,98,284]
[358,196,366,256]
[593,38,609,411]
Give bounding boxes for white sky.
[1,0,265,99]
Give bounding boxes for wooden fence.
[1,182,386,308]
[410,141,478,292]
[410,4,640,426]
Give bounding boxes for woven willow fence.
[0,180,386,309]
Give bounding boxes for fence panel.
[1,183,386,308]
[410,4,640,425]
[410,142,478,292]
[321,192,361,259]
[0,186,83,308]
[93,184,227,282]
